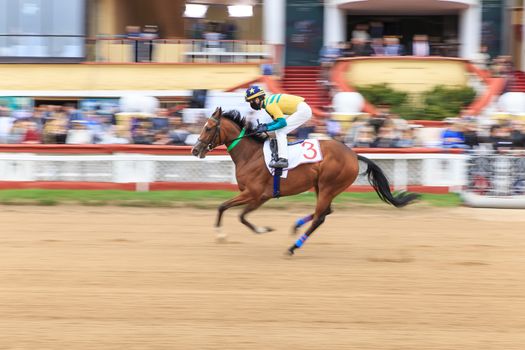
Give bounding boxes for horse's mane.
[222,110,268,144]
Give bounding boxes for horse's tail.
[357,155,420,208]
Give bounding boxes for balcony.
[85,37,271,64]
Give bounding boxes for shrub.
[356,83,408,108]
[356,84,477,120]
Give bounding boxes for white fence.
[0,152,467,190]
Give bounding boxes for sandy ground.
[1,205,525,350]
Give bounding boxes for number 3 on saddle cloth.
[264,138,323,198]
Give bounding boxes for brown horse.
[191,108,418,255]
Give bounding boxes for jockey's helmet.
[245,86,265,102]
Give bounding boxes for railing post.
[393,158,408,191]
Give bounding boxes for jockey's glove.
[254,123,268,133]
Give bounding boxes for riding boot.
[270,129,288,169]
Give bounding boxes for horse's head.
[191,107,223,158]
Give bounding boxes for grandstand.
[0,0,523,205]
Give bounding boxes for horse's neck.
[227,131,263,167]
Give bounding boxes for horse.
[191,107,419,255]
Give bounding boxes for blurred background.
[0,0,523,206]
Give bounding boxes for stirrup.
[270,158,288,169]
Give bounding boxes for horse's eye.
[204,126,212,132]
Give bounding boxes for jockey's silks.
[262,94,305,120]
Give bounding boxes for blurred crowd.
[189,20,238,42]
[0,104,202,146]
[1,103,524,152]
[291,105,525,152]
[440,117,525,151]
[292,106,419,148]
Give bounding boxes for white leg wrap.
[215,227,227,242]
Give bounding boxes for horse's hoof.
[255,226,274,234]
[286,247,295,256]
[216,235,228,244]
[290,225,299,236]
[215,227,227,243]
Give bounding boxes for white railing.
[0,152,467,189]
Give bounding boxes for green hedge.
[356,84,477,120]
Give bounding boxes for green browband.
[227,128,246,152]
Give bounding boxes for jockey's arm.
[266,117,287,131]
[265,103,287,131]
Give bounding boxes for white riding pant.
[274,102,312,160]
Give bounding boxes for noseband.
[199,115,222,151]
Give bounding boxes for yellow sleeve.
[265,102,284,120]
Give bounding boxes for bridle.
[198,114,222,151]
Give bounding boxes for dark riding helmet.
[245,86,265,110]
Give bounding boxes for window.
[0,0,85,59]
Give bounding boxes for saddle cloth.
[263,139,323,178]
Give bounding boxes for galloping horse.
[191,108,418,255]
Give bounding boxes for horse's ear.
[218,107,223,115]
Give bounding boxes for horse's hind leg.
[291,207,333,235]
[287,193,334,255]
[291,214,314,235]
[239,197,273,234]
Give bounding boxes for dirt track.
[1,205,525,350]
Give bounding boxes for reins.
[200,112,265,153]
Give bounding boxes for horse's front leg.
[239,197,273,234]
[215,191,252,240]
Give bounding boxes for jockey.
[245,86,312,168]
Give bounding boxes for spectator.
[463,119,480,149]
[168,115,191,145]
[344,115,369,147]
[319,43,342,64]
[326,117,342,140]
[22,121,41,144]
[42,115,68,144]
[471,45,491,71]
[132,124,153,145]
[152,108,170,130]
[351,24,370,42]
[441,119,466,148]
[371,38,385,56]
[139,25,159,62]
[0,106,14,144]
[66,120,94,144]
[308,122,331,140]
[191,19,206,40]
[349,38,372,57]
[412,35,430,57]
[352,126,375,148]
[126,25,142,63]
[369,21,384,40]
[384,37,404,56]
[395,127,416,148]
[511,121,525,149]
[489,124,514,151]
[152,129,173,145]
[372,124,398,148]
[7,119,26,144]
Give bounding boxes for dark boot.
[269,158,288,169]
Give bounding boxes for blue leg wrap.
[295,234,308,248]
[295,214,313,228]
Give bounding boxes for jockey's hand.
[254,123,268,134]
